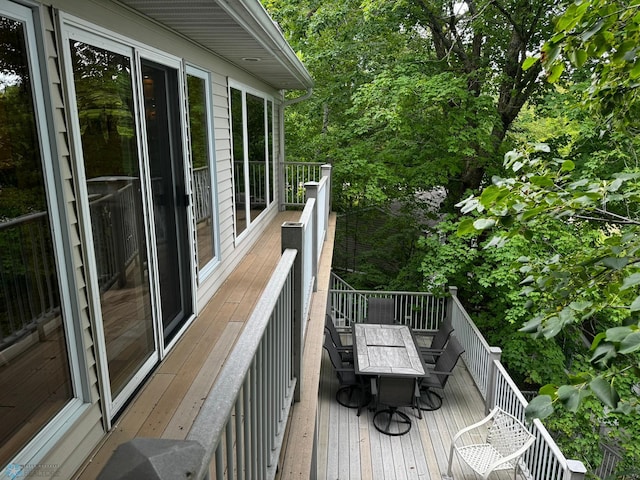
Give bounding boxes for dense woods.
[265,0,640,476]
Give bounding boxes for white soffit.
[117,0,313,90]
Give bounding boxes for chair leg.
[419,388,443,411]
[373,408,412,436]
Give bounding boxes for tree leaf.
[473,218,496,230]
[589,377,620,408]
[525,394,554,421]
[522,56,539,70]
[557,385,586,412]
[601,257,629,270]
[619,331,640,355]
[621,273,640,290]
[630,295,640,312]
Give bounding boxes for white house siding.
[0,0,294,476]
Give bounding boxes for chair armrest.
[451,407,500,445]
[419,347,444,354]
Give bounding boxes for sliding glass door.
[65,29,194,418]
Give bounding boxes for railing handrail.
[188,248,298,478]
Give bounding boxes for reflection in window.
[70,41,155,398]
[0,14,72,466]
[268,101,275,205]
[247,93,266,222]
[187,73,215,270]
[231,87,246,236]
[230,87,274,237]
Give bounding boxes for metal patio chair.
[323,331,370,414]
[370,375,421,436]
[365,297,395,324]
[418,335,465,411]
[325,314,353,363]
[416,318,454,364]
[446,407,536,480]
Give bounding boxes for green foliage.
[528,0,640,127]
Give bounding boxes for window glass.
[0,13,72,466]
[247,93,266,222]
[230,87,246,236]
[187,73,215,270]
[267,100,275,205]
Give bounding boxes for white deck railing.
[447,288,586,480]
[98,165,333,480]
[328,284,587,480]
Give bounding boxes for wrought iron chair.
[417,318,454,364]
[446,407,536,480]
[418,335,465,411]
[323,331,369,414]
[370,375,421,436]
[324,314,353,363]
[365,297,395,324]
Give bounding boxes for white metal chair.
[446,407,535,480]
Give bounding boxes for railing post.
[321,164,332,213]
[446,286,458,325]
[282,222,304,402]
[97,438,205,479]
[485,347,503,414]
[304,182,319,291]
[564,459,587,480]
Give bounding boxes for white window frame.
[228,80,276,243]
[186,64,220,282]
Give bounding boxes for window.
[0,5,74,467]
[186,67,218,275]
[229,84,274,238]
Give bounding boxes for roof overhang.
[116,0,314,91]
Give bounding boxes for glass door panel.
[0,11,73,466]
[141,60,192,343]
[69,41,155,400]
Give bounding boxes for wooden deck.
[75,210,300,479]
[317,347,526,480]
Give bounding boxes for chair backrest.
[323,329,356,385]
[431,319,454,351]
[376,376,416,408]
[487,409,536,458]
[366,298,395,324]
[325,314,344,348]
[432,336,465,388]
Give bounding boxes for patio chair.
[416,318,454,364]
[325,314,353,363]
[446,407,536,480]
[418,335,465,411]
[370,375,421,436]
[323,332,370,414]
[365,297,395,324]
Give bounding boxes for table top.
[353,323,426,377]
